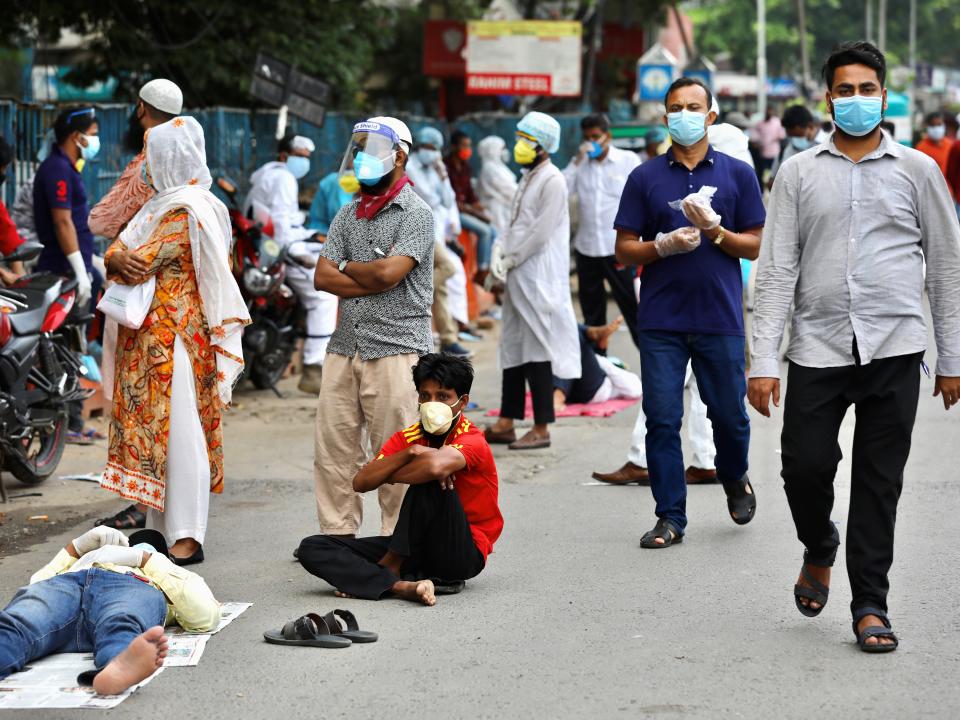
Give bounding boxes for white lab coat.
[499,161,581,379]
[477,138,518,236]
[244,161,314,249]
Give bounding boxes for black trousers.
[298,482,485,600]
[781,351,922,614]
[553,325,606,404]
[574,252,639,350]
[500,361,555,424]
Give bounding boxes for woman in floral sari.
[100,116,249,564]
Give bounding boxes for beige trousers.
[432,241,459,346]
[314,351,418,535]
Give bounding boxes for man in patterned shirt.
[312,117,435,537]
[88,79,182,240]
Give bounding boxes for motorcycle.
[0,242,93,492]
[216,176,302,395]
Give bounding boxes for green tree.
[685,0,960,80]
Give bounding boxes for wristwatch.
[712,227,726,246]
[338,260,349,273]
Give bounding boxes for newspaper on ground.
[0,602,251,708]
[0,653,162,710]
[163,601,251,666]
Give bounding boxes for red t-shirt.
[0,201,24,256]
[376,415,503,559]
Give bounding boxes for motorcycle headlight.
[243,266,274,296]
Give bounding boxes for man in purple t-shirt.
[33,106,100,308]
[612,78,766,549]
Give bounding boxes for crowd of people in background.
[3,38,960,694]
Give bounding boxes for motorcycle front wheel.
[4,409,68,486]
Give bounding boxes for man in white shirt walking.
[563,114,641,349]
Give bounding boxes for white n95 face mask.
[419,398,462,435]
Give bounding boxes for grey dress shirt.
[320,184,435,360]
[751,132,960,379]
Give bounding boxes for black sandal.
[852,607,899,653]
[640,518,683,549]
[94,504,146,530]
[794,564,830,617]
[263,613,352,648]
[322,609,378,643]
[723,475,756,525]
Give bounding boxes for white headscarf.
[121,116,250,405]
[476,136,518,235]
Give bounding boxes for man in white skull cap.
[246,132,337,394]
[483,111,581,450]
[89,79,183,241]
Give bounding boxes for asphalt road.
[1,311,959,719]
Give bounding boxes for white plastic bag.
[97,276,156,329]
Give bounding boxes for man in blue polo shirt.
[613,77,766,549]
[33,106,100,308]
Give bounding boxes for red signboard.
[423,20,467,78]
[466,73,552,96]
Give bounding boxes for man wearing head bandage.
[407,125,472,359]
[246,133,336,395]
[311,116,436,537]
[483,112,581,451]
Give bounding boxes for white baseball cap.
[368,116,412,153]
[139,79,183,115]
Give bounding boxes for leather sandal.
[508,431,550,450]
[640,518,684,549]
[852,607,898,653]
[723,474,757,525]
[794,563,830,617]
[484,427,517,444]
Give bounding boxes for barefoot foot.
[392,579,436,606]
[93,626,167,696]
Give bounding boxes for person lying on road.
[0,527,220,694]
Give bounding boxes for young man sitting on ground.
[298,353,503,606]
[0,527,220,695]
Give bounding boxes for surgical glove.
[66,251,92,306]
[490,243,515,282]
[653,227,701,258]
[680,194,721,230]
[72,526,130,556]
[70,544,145,572]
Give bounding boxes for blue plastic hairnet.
[516,111,561,154]
[416,126,444,149]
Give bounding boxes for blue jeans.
[460,212,495,270]
[638,331,750,532]
[0,569,167,679]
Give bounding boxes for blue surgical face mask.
[666,110,707,147]
[789,136,814,151]
[77,134,100,161]
[587,140,605,159]
[286,155,310,180]
[417,148,440,166]
[354,150,394,186]
[831,95,883,137]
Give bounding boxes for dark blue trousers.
[638,330,749,531]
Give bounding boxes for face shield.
[339,121,402,188]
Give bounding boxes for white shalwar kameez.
[245,162,337,365]
[499,161,580,379]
